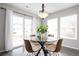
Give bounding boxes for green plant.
[37,24,48,33]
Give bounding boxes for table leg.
[35,49,41,56]
[43,48,48,56]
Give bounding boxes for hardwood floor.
[0,46,79,56]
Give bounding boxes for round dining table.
[30,37,57,56]
[35,41,49,56]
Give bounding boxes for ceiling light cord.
[42,4,44,12]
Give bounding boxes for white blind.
[60,14,77,40]
[47,18,58,40]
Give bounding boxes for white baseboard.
[63,45,79,50]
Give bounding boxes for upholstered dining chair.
[30,34,36,37]
[24,40,40,56]
[46,39,63,56]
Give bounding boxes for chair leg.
[57,52,60,56]
[25,52,37,56]
[32,52,36,56]
[53,52,60,56]
[48,52,52,56]
[28,53,31,56]
[26,52,29,56]
[33,52,37,56]
[28,52,37,56]
[47,51,52,56]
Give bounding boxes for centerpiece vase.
[40,33,47,41]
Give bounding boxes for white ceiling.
[6,3,79,15]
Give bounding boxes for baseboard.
[0,50,8,56]
[62,45,79,50]
[0,50,6,53]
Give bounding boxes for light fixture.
[38,4,48,19]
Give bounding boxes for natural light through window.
[24,18,32,40]
[47,18,58,41]
[12,14,32,47]
[60,14,77,40]
[12,14,24,47]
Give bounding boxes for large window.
[24,17,32,39]
[12,14,24,47]
[47,18,58,40]
[47,14,77,40]
[60,14,77,40]
[12,13,32,47]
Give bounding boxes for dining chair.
[30,34,37,41]
[30,34,36,37]
[24,40,40,56]
[48,34,54,37]
[46,39,63,56]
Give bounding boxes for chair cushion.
[46,44,56,51]
[30,41,41,51]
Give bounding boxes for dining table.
[36,41,49,56]
[30,36,57,56]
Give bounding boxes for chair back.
[54,39,63,52]
[24,40,34,52]
[30,34,36,37]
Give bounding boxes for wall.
[47,5,79,50]
[0,7,6,52]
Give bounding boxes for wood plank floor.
[0,46,79,56]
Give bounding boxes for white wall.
[0,7,6,52]
[47,5,79,50]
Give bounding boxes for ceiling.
[6,3,79,15]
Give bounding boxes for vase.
[41,33,47,41]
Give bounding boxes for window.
[60,14,77,40]
[24,17,32,39]
[47,18,58,40]
[12,14,24,47]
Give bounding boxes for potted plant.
[36,24,48,41]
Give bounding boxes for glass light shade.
[38,11,48,18]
